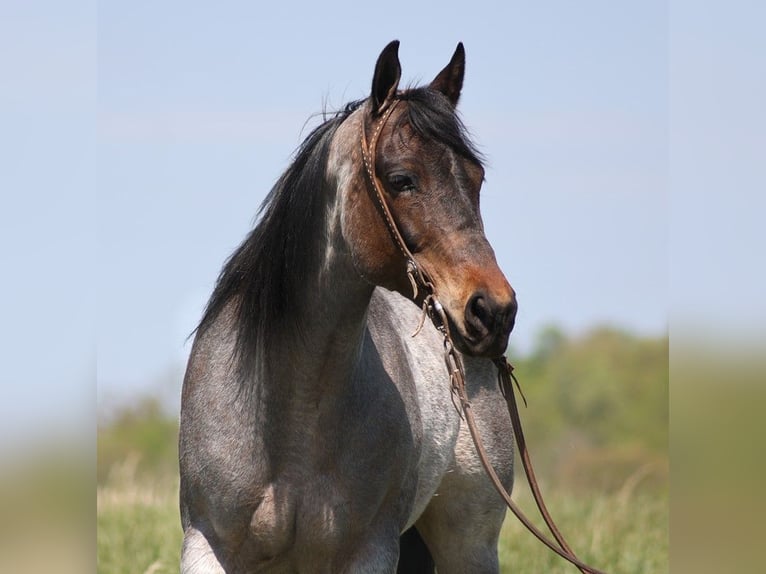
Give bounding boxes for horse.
[179,40,518,573]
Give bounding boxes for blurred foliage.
[1,445,91,574]
[508,325,668,492]
[97,396,178,486]
[671,348,766,574]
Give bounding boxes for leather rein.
[361,99,607,574]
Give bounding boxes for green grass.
[98,479,183,574]
[97,472,667,573]
[498,482,668,573]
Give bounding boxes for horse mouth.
[443,308,513,359]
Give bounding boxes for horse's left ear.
[371,40,402,116]
[429,42,465,106]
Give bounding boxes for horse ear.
[429,42,465,106]
[371,40,401,115]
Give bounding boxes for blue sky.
[3,1,763,444]
[1,1,95,450]
[96,1,668,405]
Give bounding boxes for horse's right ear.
[371,40,401,116]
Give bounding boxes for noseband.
[360,98,608,574]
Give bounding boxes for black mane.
[194,88,482,381]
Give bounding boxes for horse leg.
[396,526,434,574]
[414,400,513,574]
[414,488,507,574]
[180,526,226,574]
[325,527,400,574]
[412,357,515,573]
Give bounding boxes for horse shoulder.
[179,305,270,543]
[365,289,463,524]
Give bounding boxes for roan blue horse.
[179,40,518,573]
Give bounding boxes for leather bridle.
[360,98,608,574]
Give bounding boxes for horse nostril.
[465,292,494,338]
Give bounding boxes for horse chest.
[248,483,296,558]
[247,477,377,567]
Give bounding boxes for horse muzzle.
[447,286,517,358]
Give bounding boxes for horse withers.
[179,40,518,573]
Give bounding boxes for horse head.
[342,41,517,359]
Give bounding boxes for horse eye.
[388,174,416,193]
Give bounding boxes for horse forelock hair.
[399,87,485,167]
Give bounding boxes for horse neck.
[257,111,373,410]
